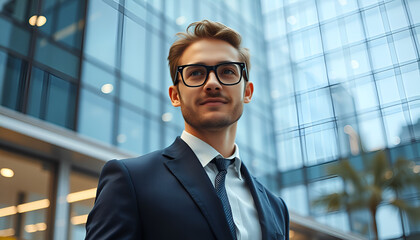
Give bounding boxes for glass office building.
[0,0,418,239]
[263,0,420,239]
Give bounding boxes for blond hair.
[167,20,250,84]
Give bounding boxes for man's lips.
[199,98,228,105]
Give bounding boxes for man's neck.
[184,123,237,158]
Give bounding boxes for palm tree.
[312,150,420,240]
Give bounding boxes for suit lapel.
[241,164,282,240]
[162,137,233,240]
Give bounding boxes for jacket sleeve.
[85,159,141,239]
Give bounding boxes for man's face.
[169,39,253,132]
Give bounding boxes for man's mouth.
[200,98,228,106]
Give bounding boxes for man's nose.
[204,71,222,91]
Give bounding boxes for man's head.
[168,20,254,133]
[168,20,251,84]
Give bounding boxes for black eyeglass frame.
[174,62,249,87]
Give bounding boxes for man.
[85,20,289,240]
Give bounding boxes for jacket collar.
[162,137,234,240]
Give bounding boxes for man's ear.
[169,85,181,107]
[244,81,254,103]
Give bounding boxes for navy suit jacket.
[85,137,289,240]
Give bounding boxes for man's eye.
[191,71,204,76]
[222,69,235,75]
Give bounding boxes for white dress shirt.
[181,131,262,240]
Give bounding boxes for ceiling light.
[1,168,14,178]
[101,83,113,94]
[67,188,97,203]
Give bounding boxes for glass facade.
[1,0,419,239]
[263,0,420,239]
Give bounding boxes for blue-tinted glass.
[377,205,403,239]
[393,30,416,63]
[0,17,31,56]
[408,100,420,140]
[34,38,79,78]
[81,60,116,96]
[84,0,118,67]
[303,122,338,166]
[290,27,322,61]
[383,105,411,147]
[385,0,409,31]
[286,0,317,31]
[118,106,147,155]
[401,63,420,100]
[27,67,45,118]
[280,185,308,215]
[317,0,337,21]
[359,0,380,8]
[407,0,420,24]
[363,7,385,38]
[121,16,146,81]
[120,80,160,117]
[276,132,303,170]
[0,0,35,23]
[375,71,401,106]
[344,14,364,44]
[358,111,386,151]
[147,32,163,91]
[78,89,113,144]
[40,0,85,49]
[274,97,298,132]
[349,44,370,76]
[315,211,350,232]
[148,118,162,152]
[264,11,285,40]
[0,53,25,111]
[326,51,348,83]
[45,75,76,129]
[352,76,379,112]
[308,177,343,214]
[369,37,393,70]
[298,88,334,125]
[415,27,420,56]
[295,57,328,91]
[321,20,342,51]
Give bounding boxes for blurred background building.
[0,0,418,239]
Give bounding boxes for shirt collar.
[180,130,242,179]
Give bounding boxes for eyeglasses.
[174,62,248,87]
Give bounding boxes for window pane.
[377,205,403,239]
[280,185,308,215]
[382,105,411,147]
[295,57,328,91]
[348,44,370,76]
[303,123,338,165]
[273,97,298,132]
[407,0,420,24]
[68,171,98,240]
[321,20,342,51]
[369,37,393,71]
[84,0,118,67]
[118,106,147,155]
[375,70,401,106]
[358,111,386,151]
[408,101,420,140]
[27,67,45,118]
[344,14,364,44]
[121,16,146,82]
[385,0,409,31]
[298,88,334,125]
[0,149,54,240]
[317,0,337,22]
[401,63,420,100]
[0,17,31,56]
[34,38,80,79]
[81,61,116,96]
[45,75,76,129]
[393,30,416,63]
[0,52,25,111]
[277,131,303,171]
[352,77,379,113]
[78,89,114,144]
[363,7,385,38]
[326,51,348,83]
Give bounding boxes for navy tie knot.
[213,156,235,172]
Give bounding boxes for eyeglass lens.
[182,63,241,86]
